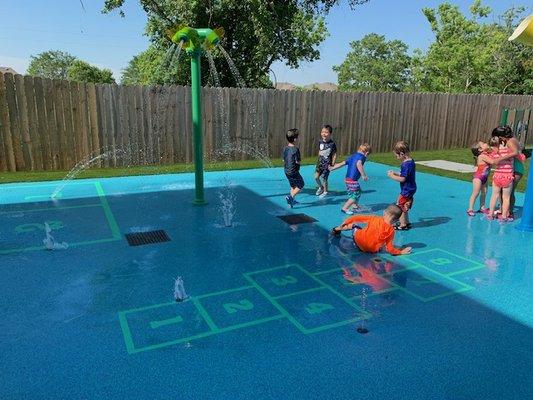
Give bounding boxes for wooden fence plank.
[33,77,52,170]
[0,73,16,171]
[14,75,33,169]
[70,81,84,164]
[60,79,75,169]
[86,83,100,165]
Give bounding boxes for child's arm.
[331,151,337,166]
[385,234,412,255]
[356,160,369,181]
[329,160,346,171]
[479,153,514,165]
[387,170,406,183]
[331,215,372,235]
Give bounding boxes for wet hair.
[358,143,372,154]
[470,141,483,165]
[322,124,333,134]
[489,136,501,147]
[286,128,299,143]
[470,141,482,157]
[393,140,410,155]
[470,141,481,158]
[491,125,513,139]
[384,204,402,220]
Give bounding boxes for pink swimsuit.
[473,162,490,185]
[492,148,514,188]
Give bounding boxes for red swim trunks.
[397,194,414,212]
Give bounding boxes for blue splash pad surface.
[1,162,532,400]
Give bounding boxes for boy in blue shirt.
[283,128,304,208]
[329,143,371,214]
[387,140,417,230]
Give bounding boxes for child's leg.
[290,187,301,198]
[468,179,482,211]
[346,186,362,211]
[510,174,522,213]
[501,186,512,219]
[479,183,487,210]
[314,171,322,190]
[489,184,501,216]
[342,198,355,212]
[399,210,409,227]
[323,178,329,192]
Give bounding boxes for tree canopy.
[27,50,116,83]
[103,0,369,87]
[27,50,77,80]
[414,1,533,94]
[67,60,115,84]
[335,1,532,95]
[334,33,411,92]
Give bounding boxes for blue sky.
[0,0,530,85]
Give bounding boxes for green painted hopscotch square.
[118,301,212,354]
[195,286,283,330]
[0,181,121,254]
[244,264,323,298]
[275,288,368,334]
[388,267,474,302]
[402,248,485,276]
[244,264,370,334]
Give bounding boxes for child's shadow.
[366,203,390,212]
[401,242,427,249]
[410,216,451,228]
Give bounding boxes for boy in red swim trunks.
[331,204,412,255]
[387,141,416,230]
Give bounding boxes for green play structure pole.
[190,51,206,205]
[169,26,223,205]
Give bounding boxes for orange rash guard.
[343,215,402,255]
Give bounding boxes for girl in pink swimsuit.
[467,140,509,217]
[488,137,516,221]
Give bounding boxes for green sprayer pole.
[190,51,206,205]
[191,51,207,204]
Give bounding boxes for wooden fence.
[0,72,532,172]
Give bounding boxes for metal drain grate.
[125,230,171,246]
[277,213,317,225]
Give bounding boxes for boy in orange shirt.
[331,204,412,255]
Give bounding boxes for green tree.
[103,0,370,87]
[413,1,533,94]
[121,44,189,85]
[27,50,77,79]
[67,60,116,83]
[479,7,533,94]
[333,33,411,92]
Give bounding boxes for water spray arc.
[168,26,225,205]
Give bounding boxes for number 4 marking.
[271,276,298,286]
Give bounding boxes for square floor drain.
[125,230,171,246]
[277,213,317,225]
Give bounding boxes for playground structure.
[167,26,225,205]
